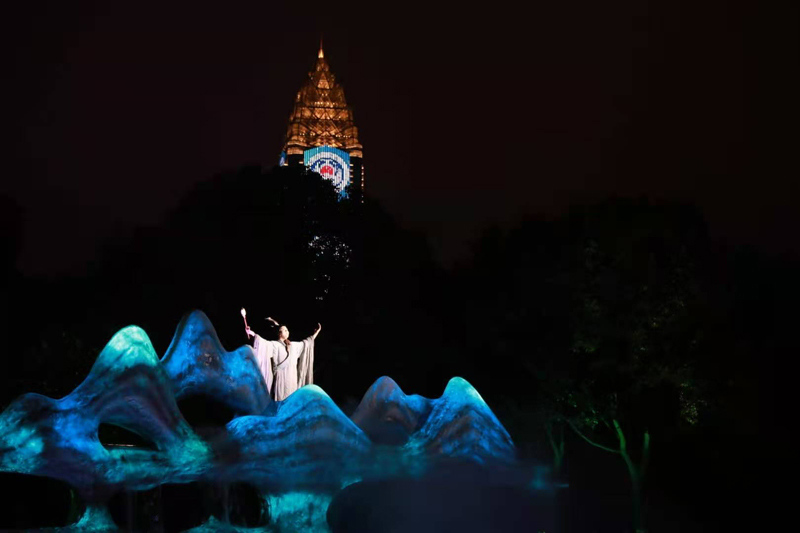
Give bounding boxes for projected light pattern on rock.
[0,311,550,531]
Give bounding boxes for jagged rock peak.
[161,310,270,416]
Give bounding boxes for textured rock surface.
[351,375,517,467]
[162,311,271,417]
[0,311,536,531]
[223,386,371,490]
[0,326,209,501]
[350,376,431,446]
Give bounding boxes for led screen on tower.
[304,146,351,198]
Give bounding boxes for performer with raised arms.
[240,308,321,401]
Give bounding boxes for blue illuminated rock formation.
[350,376,431,445]
[0,311,535,530]
[351,375,516,465]
[406,377,516,464]
[0,326,209,501]
[162,310,270,416]
[224,386,371,490]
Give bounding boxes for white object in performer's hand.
[241,307,254,338]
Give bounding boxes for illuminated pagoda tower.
[281,43,364,198]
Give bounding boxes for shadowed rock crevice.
[108,482,209,532]
[208,482,269,527]
[107,481,268,532]
[0,472,85,529]
[176,394,239,437]
[98,422,159,451]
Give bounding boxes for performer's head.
[278,325,290,341]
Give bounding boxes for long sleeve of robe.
[252,334,275,397]
[253,334,315,401]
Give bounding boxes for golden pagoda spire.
[282,42,363,158]
[280,40,365,197]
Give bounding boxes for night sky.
[2,0,796,276]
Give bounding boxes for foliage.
[0,177,785,531]
[1,166,446,405]
[459,199,720,532]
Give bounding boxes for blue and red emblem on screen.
[310,157,345,188]
[304,146,351,197]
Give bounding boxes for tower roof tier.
[282,45,363,154]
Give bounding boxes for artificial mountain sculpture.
[0,311,551,531]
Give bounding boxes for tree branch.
[641,430,650,478]
[612,419,627,453]
[566,419,620,454]
[545,422,558,456]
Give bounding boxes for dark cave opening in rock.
[108,482,209,532]
[208,482,269,527]
[98,422,159,451]
[176,394,239,438]
[107,481,268,531]
[0,472,85,529]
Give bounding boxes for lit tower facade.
[281,43,364,198]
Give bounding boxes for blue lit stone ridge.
[162,310,271,416]
[350,375,515,465]
[0,325,210,501]
[225,386,371,490]
[0,311,529,529]
[407,377,516,464]
[350,376,432,446]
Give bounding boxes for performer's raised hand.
[311,322,322,339]
[240,308,252,340]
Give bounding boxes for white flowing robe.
[252,334,315,401]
